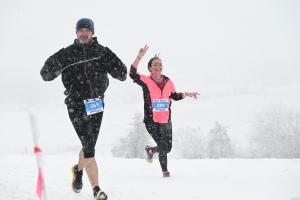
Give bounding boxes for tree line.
[112,105,300,159]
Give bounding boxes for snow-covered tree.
[207,122,234,158]
[174,126,206,159]
[249,104,300,158]
[111,112,152,158]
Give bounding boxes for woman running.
[129,45,199,178]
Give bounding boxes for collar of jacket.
[73,37,98,48]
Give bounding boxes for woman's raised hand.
[132,45,149,69]
[137,44,149,59]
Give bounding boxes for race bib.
[153,99,169,112]
[84,98,104,115]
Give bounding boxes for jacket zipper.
[151,78,168,99]
[83,46,94,97]
[69,84,73,95]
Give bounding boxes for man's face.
[77,28,93,44]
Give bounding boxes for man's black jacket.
[41,37,127,102]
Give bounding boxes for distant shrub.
[207,122,234,158]
[249,104,300,158]
[111,112,152,158]
[174,126,206,159]
[174,122,235,159]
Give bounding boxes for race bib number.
[153,99,169,112]
[84,98,104,115]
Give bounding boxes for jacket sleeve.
[40,48,66,81]
[168,80,184,101]
[129,65,147,86]
[129,65,140,82]
[170,92,184,101]
[103,47,127,81]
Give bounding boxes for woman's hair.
[148,54,161,71]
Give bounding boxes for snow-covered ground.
[1,155,300,200]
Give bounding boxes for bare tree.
[111,112,152,158]
[174,126,206,159]
[249,104,300,158]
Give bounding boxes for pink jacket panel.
[138,72,176,123]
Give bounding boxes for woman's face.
[149,59,163,74]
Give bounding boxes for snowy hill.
[1,84,300,156]
[1,0,300,157]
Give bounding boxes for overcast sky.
[0,0,299,106]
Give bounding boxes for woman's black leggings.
[67,101,103,158]
[145,120,172,172]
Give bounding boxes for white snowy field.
[1,155,300,200]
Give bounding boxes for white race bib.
[153,99,169,112]
[84,98,104,115]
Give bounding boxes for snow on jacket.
[129,65,183,124]
[41,37,127,103]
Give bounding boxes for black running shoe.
[93,186,108,200]
[145,145,154,163]
[71,164,83,193]
[163,171,170,178]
